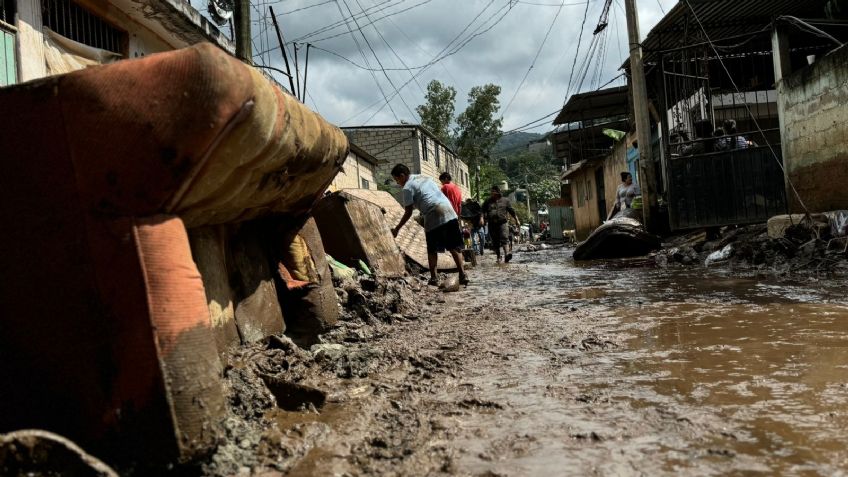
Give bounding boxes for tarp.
[43,28,121,75]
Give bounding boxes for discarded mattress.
[573,217,661,260]
[332,189,457,271]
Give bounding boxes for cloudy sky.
[194,0,678,133]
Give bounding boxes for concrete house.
[342,125,471,198]
[329,142,379,191]
[0,0,232,86]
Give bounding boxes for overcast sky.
[194,0,678,133]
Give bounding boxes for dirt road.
[210,246,848,476]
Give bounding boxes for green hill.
[493,131,543,154]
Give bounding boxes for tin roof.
[632,0,831,64]
[553,86,629,125]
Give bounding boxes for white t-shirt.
[401,175,457,231]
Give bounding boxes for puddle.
[452,248,848,475]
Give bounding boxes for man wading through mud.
[390,164,469,287]
[482,186,519,263]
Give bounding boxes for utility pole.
[234,0,251,61]
[624,0,657,232]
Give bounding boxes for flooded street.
[267,247,848,476]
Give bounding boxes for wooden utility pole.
[624,0,657,231]
[234,0,251,61]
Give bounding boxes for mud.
[656,223,848,276]
[196,246,848,476]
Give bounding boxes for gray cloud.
[194,0,676,132]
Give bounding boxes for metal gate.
[668,146,787,230]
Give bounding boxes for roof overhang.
[554,85,629,125]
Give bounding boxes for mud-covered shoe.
[427,277,440,286]
[505,253,513,263]
[459,275,470,286]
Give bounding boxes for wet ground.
[221,246,848,476]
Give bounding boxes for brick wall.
[778,45,848,212]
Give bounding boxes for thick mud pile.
[203,272,439,476]
[656,223,848,275]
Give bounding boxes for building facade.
[0,0,232,87]
[342,125,471,198]
[329,142,379,191]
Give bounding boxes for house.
[552,86,632,240]
[1,0,233,86]
[329,142,379,191]
[342,125,471,198]
[628,0,846,230]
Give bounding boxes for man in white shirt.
[390,164,468,287]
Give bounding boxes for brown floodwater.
[448,249,848,475]
[266,247,848,476]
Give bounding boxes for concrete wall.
[778,44,848,213]
[330,151,377,191]
[343,126,471,198]
[13,0,231,83]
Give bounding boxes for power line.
[565,0,592,100]
[502,0,568,116]
[360,0,516,124]
[338,0,419,120]
[353,0,426,94]
[340,0,501,124]
[333,0,402,122]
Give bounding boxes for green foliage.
[416,80,456,146]
[493,132,543,154]
[513,202,532,224]
[471,163,509,201]
[527,178,561,206]
[455,84,503,168]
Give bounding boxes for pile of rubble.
[202,270,431,476]
[655,213,848,275]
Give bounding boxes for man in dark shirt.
[482,186,519,263]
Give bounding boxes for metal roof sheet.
[553,86,630,125]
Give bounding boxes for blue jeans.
[472,227,486,255]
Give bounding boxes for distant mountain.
[493,131,543,154]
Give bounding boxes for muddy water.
[451,249,848,475]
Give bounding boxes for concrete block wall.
[344,128,419,181]
[344,127,471,198]
[330,152,377,191]
[778,45,848,212]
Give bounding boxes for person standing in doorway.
[439,172,462,217]
[390,164,469,287]
[482,186,519,263]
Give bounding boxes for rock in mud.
[0,429,118,477]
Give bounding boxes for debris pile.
[203,271,431,476]
[656,217,848,275]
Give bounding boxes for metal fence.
[667,146,787,230]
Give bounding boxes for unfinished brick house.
[342,125,471,198]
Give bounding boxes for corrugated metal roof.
[634,0,830,63]
[553,86,630,125]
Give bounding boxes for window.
[435,144,441,169]
[361,177,370,189]
[42,0,125,53]
[0,0,17,86]
[420,136,429,162]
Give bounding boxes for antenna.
[594,0,613,35]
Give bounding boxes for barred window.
[42,0,125,54]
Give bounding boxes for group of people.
[388,163,521,288]
[678,119,754,156]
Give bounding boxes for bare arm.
[392,205,414,237]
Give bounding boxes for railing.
[0,20,16,87]
[667,146,787,230]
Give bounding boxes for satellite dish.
[208,0,233,26]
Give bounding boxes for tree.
[416,80,456,145]
[455,84,503,169]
